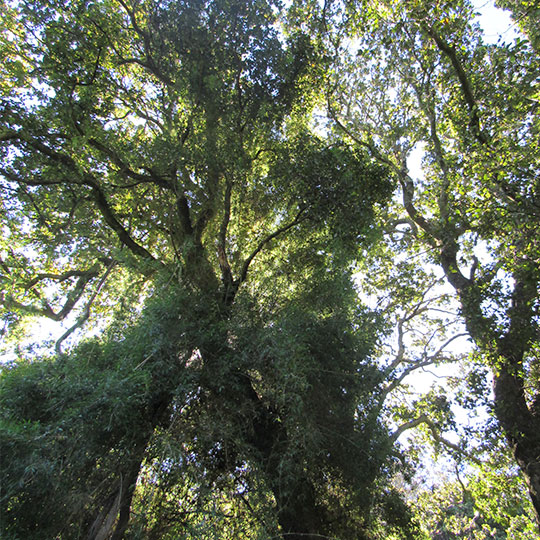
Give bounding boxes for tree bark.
[443,258,540,526]
[493,359,540,525]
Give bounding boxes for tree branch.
[423,24,489,145]
[88,180,158,264]
[24,268,100,291]
[217,177,235,294]
[115,0,175,87]
[1,265,101,322]
[87,137,172,189]
[391,414,484,465]
[328,104,437,239]
[55,261,116,354]
[238,208,306,286]
[3,132,159,267]
[391,414,429,443]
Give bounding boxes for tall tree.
[0,1,413,538]
[330,0,540,526]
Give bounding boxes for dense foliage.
[1,0,538,538]
[0,0,411,538]
[328,0,540,530]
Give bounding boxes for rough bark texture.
[440,251,540,527]
[494,366,540,523]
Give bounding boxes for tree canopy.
[327,0,540,527]
[1,0,539,538]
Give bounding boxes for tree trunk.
[438,243,540,528]
[85,392,176,540]
[199,332,331,539]
[248,400,328,539]
[271,476,327,540]
[493,361,540,526]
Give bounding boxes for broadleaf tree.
[0,0,421,539]
[328,0,540,528]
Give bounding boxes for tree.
[408,445,537,539]
[329,0,540,527]
[0,1,417,538]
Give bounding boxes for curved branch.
[1,266,101,322]
[87,137,172,189]
[3,131,160,266]
[399,173,438,242]
[423,24,489,145]
[238,208,306,286]
[24,268,100,290]
[328,105,437,239]
[55,261,116,354]
[390,414,429,443]
[88,181,158,264]
[391,414,483,465]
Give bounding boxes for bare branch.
[380,357,437,405]
[391,414,484,465]
[390,414,429,443]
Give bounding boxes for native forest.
[1,0,539,538]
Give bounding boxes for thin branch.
[390,414,483,465]
[238,208,306,286]
[1,168,65,186]
[380,357,437,404]
[55,261,116,354]
[408,79,452,226]
[115,0,175,87]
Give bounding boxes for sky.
[472,0,520,43]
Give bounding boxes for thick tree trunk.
[248,401,327,539]
[492,275,540,527]
[438,243,540,528]
[199,332,330,539]
[493,363,540,525]
[271,476,327,540]
[514,438,540,525]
